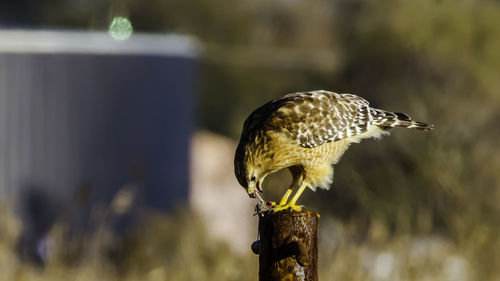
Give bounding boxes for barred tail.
[370,108,434,131]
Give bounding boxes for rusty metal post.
[254,210,319,281]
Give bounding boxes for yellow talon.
[273,203,302,212]
[274,182,308,212]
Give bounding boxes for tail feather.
[370,108,434,131]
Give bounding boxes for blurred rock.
[190,130,257,254]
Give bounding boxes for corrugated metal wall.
[0,32,197,211]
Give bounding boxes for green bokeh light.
[109,17,133,40]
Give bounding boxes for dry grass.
[1,201,497,281]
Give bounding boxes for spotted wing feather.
[264,91,371,148]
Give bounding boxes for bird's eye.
[250,176,256,181]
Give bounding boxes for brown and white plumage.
[234,90,433,211]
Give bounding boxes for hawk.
[234,90,433,212]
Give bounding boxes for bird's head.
[244,166,266,198]
[235,143,268,198]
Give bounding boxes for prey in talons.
[249,184,303,214]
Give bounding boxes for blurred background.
[0,0,499,280]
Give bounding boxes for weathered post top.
[255,209,319,281]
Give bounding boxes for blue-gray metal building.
[0,30,198,212]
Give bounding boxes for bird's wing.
[264,91,372,148]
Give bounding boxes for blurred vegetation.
[0,202,485,281]
[0,202,258,281]
[2,0,500,279]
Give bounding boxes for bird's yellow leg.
[278,189,293,206]
[273,183,307,212]
[288,182,307,207]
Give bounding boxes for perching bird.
[234,90,433,212]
